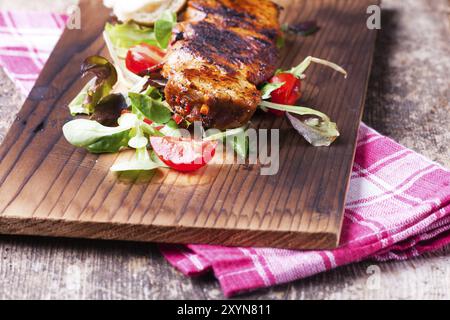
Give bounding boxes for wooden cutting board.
[0,0,378,250]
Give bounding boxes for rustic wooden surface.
[0,0,449,299]
[0,0,378,250]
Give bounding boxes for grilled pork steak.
[162,0,281,130]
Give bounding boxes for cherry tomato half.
[125,43,166,75]
[268,73,302,116]
[143,118,153,125]
[172,114,184,125]
[150,137,218,173]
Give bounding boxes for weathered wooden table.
[0,0,449,299]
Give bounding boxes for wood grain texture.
[2,235,450,300]
[0,0,449,300]
[0,0,378,250]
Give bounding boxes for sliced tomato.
[172,114,184,125]
[150,137,218,172]
[268,73,302,116]
[125,43,166,75]
[143,118,153,125]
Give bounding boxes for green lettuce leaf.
[105,22,157,56]
[128,120,148,149]
[129,92,172,124]
[142,85,163,101]
[154,11,177,49]
[141,122,165,137]
[105,12,176,53]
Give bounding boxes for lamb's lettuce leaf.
[62,119,133,153]
[260,82,285,100]
[204,125,250,158]
[110,147,161,172]
[288,56,347,79]
[86,130,131,154]
[129,92,172,124]
[260,101,339,147]
[128,120,148,149]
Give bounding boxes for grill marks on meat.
[182,21,278,83]
[162,0,281,129]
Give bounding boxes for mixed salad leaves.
[63,11,348,174]
[259,56,347,146]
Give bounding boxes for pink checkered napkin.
[2,11,450,297]
[161,125,450,296]
[0,11,67,94]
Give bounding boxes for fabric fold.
[161,124,450,296]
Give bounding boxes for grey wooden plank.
[0,234,450,300]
